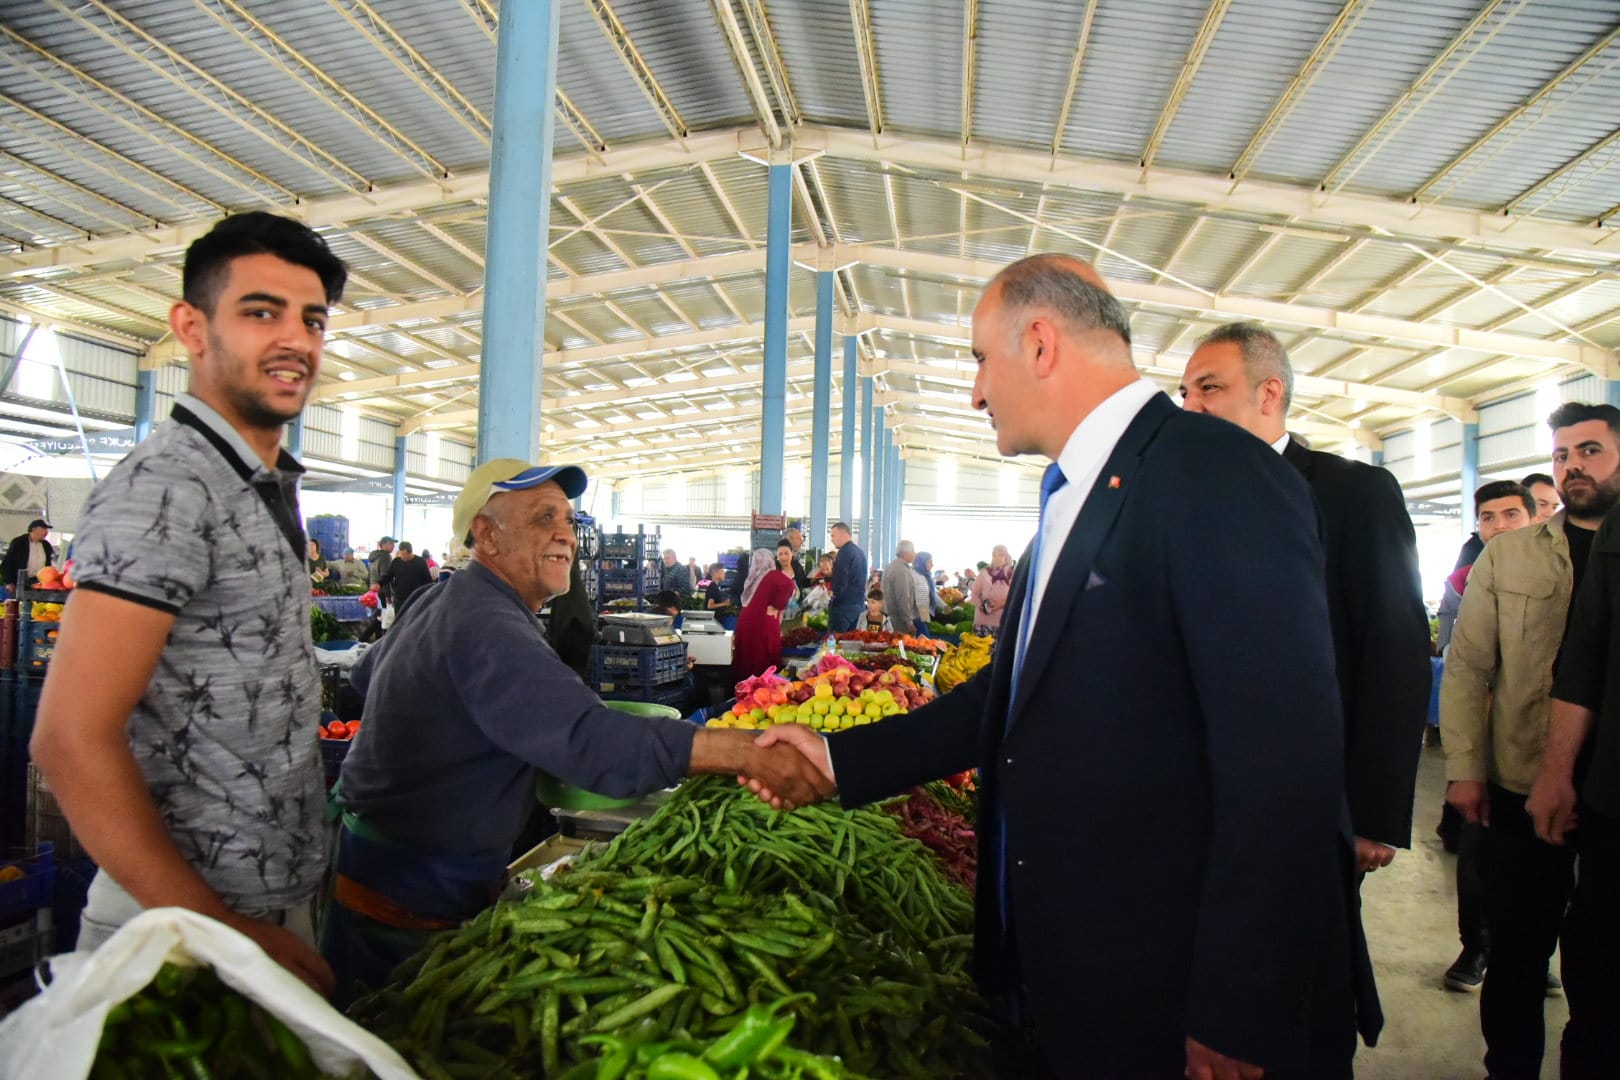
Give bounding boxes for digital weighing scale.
[598,611,683,647]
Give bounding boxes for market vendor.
[321,459,834,1004]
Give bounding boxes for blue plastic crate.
[593,643,688,690]
[0,842,55,921]
[601,678,693,713]
[16,620,56,676]
[321,735,352,790]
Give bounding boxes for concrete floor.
[1354,742,1568,1080]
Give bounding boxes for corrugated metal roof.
[0,0,1617,477]
[1250,0,1486,186]
[1059,0,1209,161]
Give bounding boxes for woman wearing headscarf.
[730,547,797,684]
[912,551,942,626]
[969,544,1014,636]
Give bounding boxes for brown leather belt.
[333,873,460,932]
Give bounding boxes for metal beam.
[960,0,979,148]
[800,125,1618,256]
[1140,0,1233,172]
[0,129,752,277]
[1320,0,1525,194]
[586,0,690,140]
[1048,0,1100,157]
[0,94,222,214]
[327,0,491,145]
[208,0,449,177]
[710,0,782,148]
[76,0,370,191]
[1412,24,1620,202]
[312,317,818,402]
[1505,127,1620,218]
[848,0,885,137]
[1227,0,1370,182]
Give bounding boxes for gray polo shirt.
[340,560,696,861]
[70,394,326,912]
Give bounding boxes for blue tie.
[994,461,1066,970]
[1009,462,1068,711]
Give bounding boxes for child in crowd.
[864,589,892,633]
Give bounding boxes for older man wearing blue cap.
[321,459,834,1003]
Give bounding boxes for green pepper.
[646,1052,722,1080]
[701,993,812,1069]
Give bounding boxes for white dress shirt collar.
[1270,431,1291,454]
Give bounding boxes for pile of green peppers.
[92,963,368,1080]
[582,777,974,950]
[353,865,992,1078]
[557,996,859,1080]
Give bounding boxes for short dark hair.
[1521,472,1556,489]
[992,254,1132,347]
[1195,322,1295,411]
[398,541,414,553]
[1548,402,1620,440]
[653,590,682,610]
[830,522,850,533]
[183,212,347,314]
[867,589,883,601]
[1475,480,1534,518]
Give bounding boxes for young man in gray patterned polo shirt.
[31,213,347,995]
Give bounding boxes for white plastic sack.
[315,640,371,670]
[0,907,420,1080]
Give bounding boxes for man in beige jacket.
[1441,402,1620,1080]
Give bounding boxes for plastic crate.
[593,643,688,691]
[0,842,55,922]
[0,909,51,982]
[596,568,646,600]
[601,678,693,712]
[26,764,85,862]
[16,621,57,676]
[321,737,351,790]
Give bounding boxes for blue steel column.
[1460,422,1480,542]
[872,412,887,561]
[890,443,903,550]
[840,336,857,526]
[809,269,834,543]
[1606,381,1620,409]
[286,413,304,459]
[392,435,408,541]
[135,369,157,442]
[477,0,560,464]
[758,162,792,514]
[861,376,875,547]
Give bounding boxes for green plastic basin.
[534,700,684,810]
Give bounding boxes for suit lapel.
[1008,394,1178,728]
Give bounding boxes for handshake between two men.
[686,724,838,810]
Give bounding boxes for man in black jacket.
[1180,322,1432,875]
[381,541,434,615]
[751,257,1374,1078]
[1,518,56,589]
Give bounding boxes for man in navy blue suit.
[750,255,1378,1079]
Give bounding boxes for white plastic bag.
[0,907,420,1080]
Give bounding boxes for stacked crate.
[591,528,662,613]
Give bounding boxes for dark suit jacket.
[1283,438,1431,849]
[829,395,1379,1077]
[1,535,55,587]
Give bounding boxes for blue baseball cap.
[454,458,588,542]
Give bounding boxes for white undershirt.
[1271,432,1291,454]
[26,539,46,576]
[1023,379,1162,642]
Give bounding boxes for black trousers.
[1561,806,1620,1080]
[1479,784,1576,1080]
[1458,821,1490,952]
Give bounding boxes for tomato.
[326,721,350,739]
